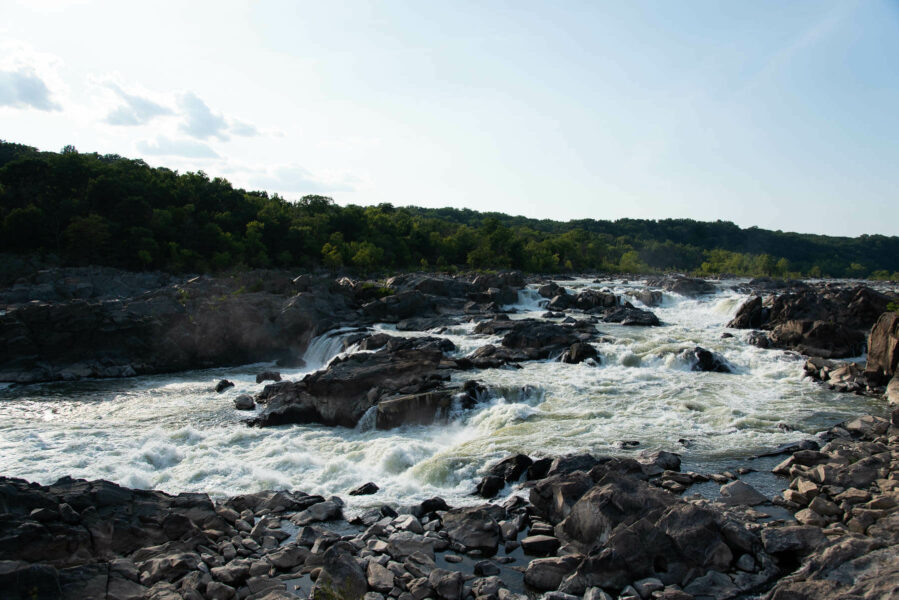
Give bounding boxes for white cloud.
[136,136,219,159]
[247,164,359,195]
[178,92,229,140]
[230,119,259,137]
[105,83,173,126]
[0,67,61,111]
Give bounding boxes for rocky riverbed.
[2,269,899,599]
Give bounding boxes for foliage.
[1,140,898,277]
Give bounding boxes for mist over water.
[0,279,883,511]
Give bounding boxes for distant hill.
[1,140,897,279]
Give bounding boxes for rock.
[267,544,309,570]
[215,380,234,393]
[428,568,464,600]
[688,347,732,373]
[655,277,716,297]
[255,371,281,384]
[234,395,255,410]
[888,375,899,406]
[442,506,502,555]
[523,555,582,591]
[290,500,343,526]
[728,296,764,329]
[501,321,583,354]
[719,480,768,506]
[206,581,237,600]
[520,535,561,556]
[252,340,452,428]
[628,290,664,307]
[539,282,567,299]
[560,343,599,364]
[366,561,394,593]
[637,450,682,476]
[476,476,505,499]
[376,390,456,430]
[313,542,366,600]
[865,312,899,385]
[601,306,661,326]
[474,560,501,576]
[761,525,827,556]
[386,532,435,560]
[529,471,594,524]
[348,482,379,496]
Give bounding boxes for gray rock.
[719,480,768,506]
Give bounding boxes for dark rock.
[234,395,255,410]
[476,476,505,499]
[600,306,660,326]
[523,555,582,591]
[865,312,899,385]
[376,390,456,430]
[728,296,765,329]
[255,371,281,384]
[628,290,664,307]
[561,343,599,364]
[653,277,716,297]
[442,506,502,555]
[688,347,732,373]
[313,542,366,600]
[348,482,379,496]
[215,380,234,393]
[521,535,561,556]
[538,283,567,299]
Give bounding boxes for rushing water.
[0,279,886,512]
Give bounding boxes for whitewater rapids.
[0,279,883,512]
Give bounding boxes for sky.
[2,0,898,237]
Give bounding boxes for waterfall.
[355,405,378,432]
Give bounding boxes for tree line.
[1,140,897,280]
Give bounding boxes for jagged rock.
[313,542,366,600]
[719,480,768,506]
[255,371,281,384]
[251,339,453,428]
[290,501,343,526]
[865,312,899,385]
[688,347,732,373]
[523,555,582,591]
[538,282,567,299]
[348,482,379,496]
[728,296,765,329]
[601,306,660,326]
[442,506,502,555]
[520,535,561,556]
[215,380,234,393]
[561,343,599,364]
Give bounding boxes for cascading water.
[0,278,884,511]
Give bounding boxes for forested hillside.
[1,140,897,278]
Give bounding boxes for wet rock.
[560,342,599,364]
[539,282,567,299]
[601,306,661,326]
[688,347,732,373]
[252,341,452,428]
[728,296,766,330]
[367,560,395,593]
[653,277,716,297]
[215,380,234,393]
[476,476,505,499]
[386,532,436,560]
[348,482,379,496]
[234,395,255,410]
[255,371,281,384]
[376,389,456,430]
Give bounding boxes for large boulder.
[312,542,366,600]
[768,320,865,359]
[441,506,502,555]
[865,312,899,385]
[728,296,765,329]
[251,340,454,428]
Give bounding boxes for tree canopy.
[1,140,897,280]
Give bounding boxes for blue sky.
[2,0,897,236]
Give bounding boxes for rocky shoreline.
[3,270,899,599]
[2,407,897,600]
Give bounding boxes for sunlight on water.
[0,278,884,510]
